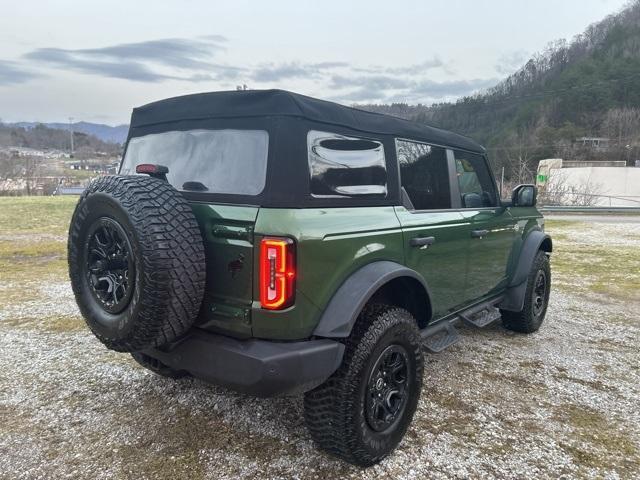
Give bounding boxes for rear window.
[396,139,451,210]
[120,129,269,195]
[307,130,387,197]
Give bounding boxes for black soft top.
[130,89,484,153]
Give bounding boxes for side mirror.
[512,184,537,207]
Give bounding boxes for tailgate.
[190,203,258,338]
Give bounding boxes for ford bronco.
[68,89,552,466]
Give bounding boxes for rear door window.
[307,130,386,197]
[121,129,269,195]
[396,139,451,210]
[453,150,498,208]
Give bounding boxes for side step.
[460,306,502,328]
[421,298,503,353]
[422,322,460,353]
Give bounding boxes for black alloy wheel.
[531,270,548,318]
[83,217,135,314]
[365,345,410,432]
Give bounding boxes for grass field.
[1,197,639,479]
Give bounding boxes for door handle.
[410,236,435,248]
[471,229,489,239]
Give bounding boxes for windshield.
[120,129,269,195]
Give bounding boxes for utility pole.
[25,156,31,195]
[69,117,75,160]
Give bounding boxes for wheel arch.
[312,261,433,338]
[499,230,552,312]
[540,236,553,253]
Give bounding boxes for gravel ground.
[1,218,639,479]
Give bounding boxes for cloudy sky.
[0,0,629,125]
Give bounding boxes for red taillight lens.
[136,163,158,174]
[259,237,295,310]
[135,163,169,175]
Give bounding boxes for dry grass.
[0,204,639,479]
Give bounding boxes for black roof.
[130,89,484,153]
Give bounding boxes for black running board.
[421,296,503,353]
[422,322,460,353]
[459,305,502,328]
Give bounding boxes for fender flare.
[499,230,552,312]
[312,261,432,338]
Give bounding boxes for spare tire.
[68,175,206,352]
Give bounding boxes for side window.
[453,150,498,208]
[308,130,386,197]
[396,139,451,210]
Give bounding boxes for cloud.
[23,38,348,85]
[329,76,498,104]
[386,57,446,75]
[329,74,411,91]
[411,77,499,98]
[354,57,446,75]
[0,61,39,85]
[251,61,348,82]
[78,37,226,70]
[252,62,312,82]
[495,50,529,75]
[14,36,497,106]
[24,37,235,83]
[311,61,349,69]
[25,48,176,82]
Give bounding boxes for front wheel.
[502,250,551,333]
[304,305,423,467]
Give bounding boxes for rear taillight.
[259,237,295,310]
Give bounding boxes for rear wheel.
[502,250,551,333]
[304,305,423,467]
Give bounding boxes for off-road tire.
[304,305,423,467]
[131,352,189,379]
[502,250,551,333]
[68,175,206,352]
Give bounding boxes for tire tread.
[304,304,423,466]
[68,175,206,352]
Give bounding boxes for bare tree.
[504,134,535,184]
[538,169,605,206]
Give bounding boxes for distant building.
[5,147,70,159]
[562,160,626,168]
[536,158,640,207]
[575,137,610,151]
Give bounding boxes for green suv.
[68,89,552,466]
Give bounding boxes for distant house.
[575,137,610,151]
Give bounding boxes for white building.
[537,159,640,207]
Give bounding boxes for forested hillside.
[11,121,128,144]
[0,123,121,157]
[359,1,640,181]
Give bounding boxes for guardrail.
[539,190,640,207]
[540,205,640,214]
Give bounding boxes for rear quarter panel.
[252,207,404,339]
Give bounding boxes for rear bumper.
[143,329,344,397]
